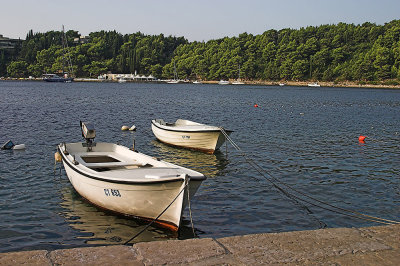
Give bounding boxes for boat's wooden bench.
[74,152,145,168]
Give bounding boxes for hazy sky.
[1,0,399,41]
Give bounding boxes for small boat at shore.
[151,119,233,154]
[43,73,73,83]
[166,61,180,84]
[43,26,74,83]
[166,79,180,84]
[58,121,206,231]
[308,82,321,87]
[232,65,244,85]
[218,80,229,85]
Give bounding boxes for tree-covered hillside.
[2,20,400,83]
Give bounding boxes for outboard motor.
[80,121,96,151]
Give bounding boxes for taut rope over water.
[219,127,399,226]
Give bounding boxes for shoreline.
[1,224,399,264]
[1,77,400,89]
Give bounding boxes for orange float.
[358,135,366,142]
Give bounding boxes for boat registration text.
[104,189,121,197]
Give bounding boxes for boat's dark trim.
[58,146,191,185]
[152,120,233,133]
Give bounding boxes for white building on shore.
[98,72,157,82]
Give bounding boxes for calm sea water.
[0,81,399,252]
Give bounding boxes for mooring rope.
[219,127,400,225]
[186,180,196,237]
[124,178,190,245]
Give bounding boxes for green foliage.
[7,61,28,77]
[3,20,400,82]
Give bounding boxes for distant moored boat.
[308,82,321,87]
[43,73,74,82]
[43,25,74,83]
[218,80,229,85]
[151,119,233,154]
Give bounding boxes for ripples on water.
[0,81,399,252]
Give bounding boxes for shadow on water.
[59,186,183,245]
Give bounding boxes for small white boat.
[151,119,233,154]
[232,65,244,85]
[192,80,202,84]
[58,122,206,231]
[279,83,285,87]
[308,82,320,87]
[166,61,180,84]
[166,79,180,84]
[218,80,229,85]
[118,78,127,83]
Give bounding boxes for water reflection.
[60,186,178,245]
[151,140,230,178]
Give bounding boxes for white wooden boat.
[58,122,206,231]
[218,80,229,85]
[151,119,233,154]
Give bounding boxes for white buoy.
[12,144,26,150]
[129,125,136,131]
[121,125,129,131]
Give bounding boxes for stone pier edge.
[1,224,399,265]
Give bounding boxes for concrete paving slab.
[49,245,142,266]
[359,224,400,249]
[217,227,392,265]
[0,225,398,265]
[133,238,227,265]
[316,249,400,266]
[0,250,49,266]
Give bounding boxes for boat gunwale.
[58,145,191,185]
[152,120,233,133]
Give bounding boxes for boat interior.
[154,119,174,126]
[74,151,152,172]
[154,119,204,127]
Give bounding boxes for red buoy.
[254,104,259,108]
[358,135,366,142]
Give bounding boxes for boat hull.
[151,121,230,154]
[62,161,185,230]
[58,142,205,231]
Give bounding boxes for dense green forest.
[2,20,400,83]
